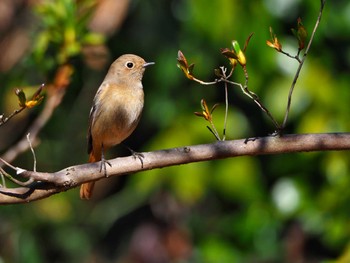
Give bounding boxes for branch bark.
[1,132,350,205]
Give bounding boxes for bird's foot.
[127,147,144,168]
[100,147,112,177]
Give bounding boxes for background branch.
[0,65,72,167]
[0,132,349,205]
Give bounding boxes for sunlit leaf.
[25,98,44,109]
[266,26,282,51]
[194,111,205,117]
[232,40,246,66]
[221,40,246,67]
[194,99,212,121]
[177,50,195,80]
[195,99,219,123]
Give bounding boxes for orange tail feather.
[80,152,99,200]
[80,182,95,200]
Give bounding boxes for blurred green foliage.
[33,0,104,70]
[1,0,350,262]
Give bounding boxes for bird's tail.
[80,182,95,200]
[80,152,99,200]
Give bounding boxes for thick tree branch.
[0,132,349,205]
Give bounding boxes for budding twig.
[281,0,326,130]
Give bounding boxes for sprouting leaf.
[220,48,237,69]
[194,99,219,122]
[292,17,307,51]
[243,33,254,52]
[266,26,282,52]
[195,99,221,140]
[15,85,45,109]
[232,40,246,66]
[177,50,195,80]
[25,98,44,109]
[211,103,220,114]
[26,85,45,108]
[15,89,27,108]
[195,99,210,121]
[221,48,237,59]
[31,83,45,100]
[201,98,209,113]
[221,39,247,67]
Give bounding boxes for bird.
[80,54,154,200]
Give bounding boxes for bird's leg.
[125,145,144,168]
[100,144,112,176]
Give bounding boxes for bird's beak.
[143,62,155,68]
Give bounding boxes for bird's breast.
[91,83,144,147]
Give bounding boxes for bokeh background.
[0,0,350,262]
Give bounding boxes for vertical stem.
[281,0,326,130]
[27,133,37,172]
[223,82,228,141]
[220,66,229,141]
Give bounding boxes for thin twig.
[0,157,17,171]
[220,66,229,141]
[281,0,326,130]
[189,74,218,85]
[0,107,26,127]
[194,72,281,131]
[27,133,37,172]
[279,50,302,63]
[206,125,220,140]
[229,66,281,130]
[0,159,34,186]
[0,167,34,186]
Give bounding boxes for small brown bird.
[80,54,154,200]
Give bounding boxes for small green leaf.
[232,41,246,66]
[232,40,242,54]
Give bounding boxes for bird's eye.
[126,62,134,69]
